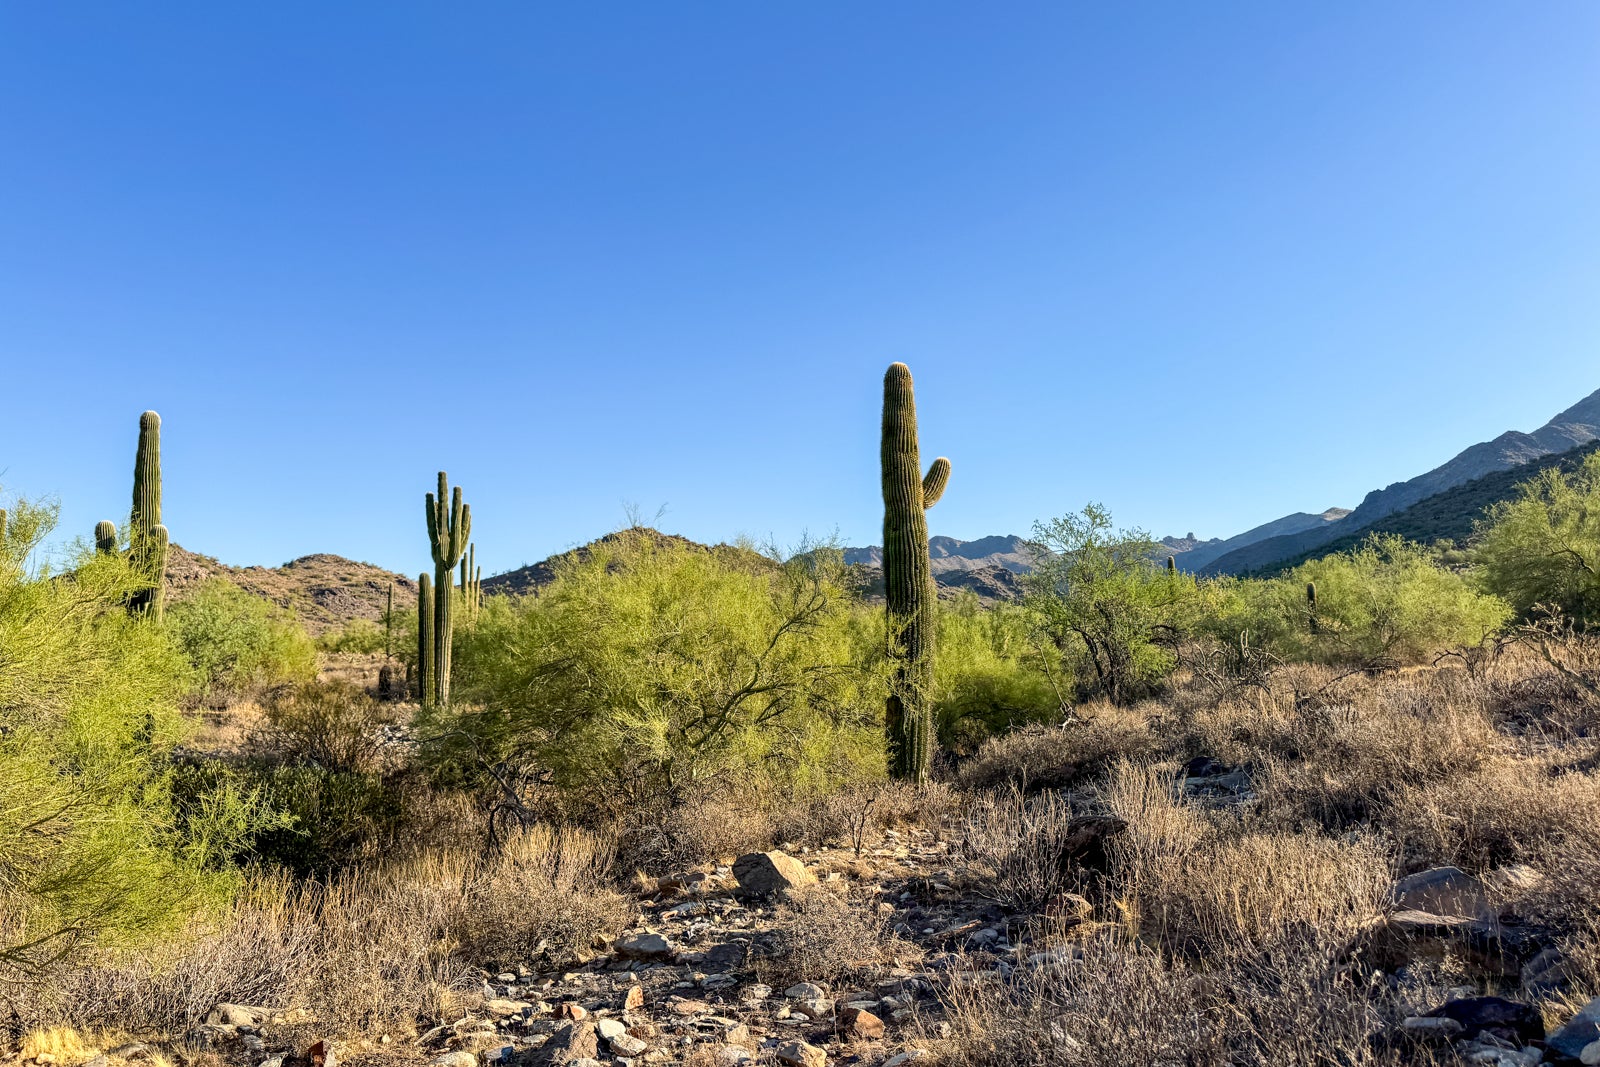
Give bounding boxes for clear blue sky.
[3,4,1598,577]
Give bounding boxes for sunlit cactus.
[1167,555,1176,575]
[881,362,950,784]
[127,412,169,619]
[424,473,471,706]
[96,520,118,555]
[417,572,434,703]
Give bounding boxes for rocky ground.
[143,799,1600,1067]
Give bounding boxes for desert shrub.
[316,617,388,654]
[259,679,392,773]
[772,779,959,854]
[955,703,1162,792]
[0,503,249,980]
[1215,536,1510,666]
[17,827,624,1040]
[958,788,1092,911]
[934,596,1063,750]
[165,578,317,699]
[1025,505,1203,705]
[433,533,884,818]
[754,884,916,989]
[1475,450,1600,623]
[936,933,1420,1067]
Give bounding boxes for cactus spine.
[1307,581,1319,635]
[425,473,471,707]
[417,572,434,702]
[881,362,950,784]
[96,520,118,555]
[127,411,169,619]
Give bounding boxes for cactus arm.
[921,457,951,508]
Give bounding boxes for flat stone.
[1393,867,1493,919]
[614,933,674,960]
[433,1054,478,1067]
[1426,997,1543,1045]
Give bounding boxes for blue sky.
[3,4,1598,577]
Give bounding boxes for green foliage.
[1025,504,1200,705]
[0,500,239,975]
[165,578,318,698]
[1474,450,1600,623]
[432,531,883,815]
[317,617,388,654]
[1209,535,1511,665]
[933,595,1063,750]
[880,361,951,783]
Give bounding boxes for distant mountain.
[1200,386,1600,576]
[1243,438,1600,575]
[167,545,413,634]
[1168,509,1350,572]
[480,527,773,597]
[843,534,1034,575]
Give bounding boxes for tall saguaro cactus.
[417,573,434,703]
[425,473,471,707]
[1307,581,1320,636]
[126,411,170,619]
[881,362,951,784]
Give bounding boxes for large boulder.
[1549,997,1600,1062]
[1392,867,1493,919]
[613,932,674,960]
[733,850,815,897]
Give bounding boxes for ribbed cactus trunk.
[95,521,118,555]
[127,411,169,620]
[418,572,434,705]
[1307,581,1320,636]
[881,362,950,784]
[426,472,471,707]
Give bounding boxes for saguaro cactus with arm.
[881,362,951,784]
[425,472,471,706]
[127,411,169,619]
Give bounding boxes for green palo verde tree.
[880,362,951,784]
[419,472,470,707]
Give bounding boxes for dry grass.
[753,884,920,990]
[12,826,628,1043]
[955,702,1161,793]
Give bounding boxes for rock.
[1393,867,1493,919]
[793,997,835,1019]
[1357,911,1515,978]
[839,1007,886,1039]
[774,1040,827,1067]
[433,1054,478,1067]
[1550,997,1600,1061]
[608,1035,649,1057]
[623,985,645,1010]
[595,1019,627,1040]
[1426,997,1543,1046]
[1058,815,1128,873]
[732,851,815,897]
[882,1052,930,1067]
[531,1022,598,1066]
[705,1047,753,1066]
[1044,892,1093,923]
[785,982,827,999]
[485,999,529,1017]
[557,1003,587,1021]
[1401,1016,1464,1039]
[1582,1040,1600,1066]
[614,932,673,960]
[207,1004,269,1027]
[1521,945,1571,995]
[1183,755,1229,778]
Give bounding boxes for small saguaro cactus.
[95,520,118,555]
[417,572,434,703]
[1167,555,1177,575]
[127,411,169,619]
[881,362,950,784]
[385,580,396,660]
[425,473,471,707]
[1307,581,1320,635]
